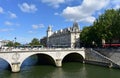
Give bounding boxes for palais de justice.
[45,22,81,48]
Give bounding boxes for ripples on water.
[0,56,120,78]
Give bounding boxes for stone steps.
[94,48,120,66]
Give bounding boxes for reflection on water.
[0,56,120,78]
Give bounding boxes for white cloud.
[4,21,13,26]
[114,4,120,10]
[8,11,17,18]
[41,0,78,8]
[18,2,37,13]
[111,0,120,4]
[0,7,4,14]
[80,16,96,24]
[54,12,59,15]
[41,0,65,8]
[41,0,79,8]
[106,0,120,9]
[32,24,45,29]
[0,28,14,32]
[62,0,110,24]
[4,21,20,26]
[28,30,35,34]
[111,0,120,10]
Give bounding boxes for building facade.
[40,37,47,47]
[0,40,10,47]
[46,22,81,48]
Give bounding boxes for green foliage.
[14,42,21,46]
[29,38,40,46]
[6,41,14,47]
[6,41,21,47]
[80,9,120,47]
[111,9,120,39]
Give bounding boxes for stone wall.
[85,48,119,68]
[94,48,120,66]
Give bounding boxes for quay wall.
[94,48,120,66]
[84,48,119,68]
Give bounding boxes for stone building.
[0,40,10,47]
[46,22,81,48]
[40,37,47,47]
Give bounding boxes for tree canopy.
[6,41,21,47]
[29,38,40,46]
[80,9,120,47]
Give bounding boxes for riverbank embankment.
[85,48,120,68]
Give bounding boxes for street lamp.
[14,37,16,48]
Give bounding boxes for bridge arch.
[0,57,11,70]
[61,52,85,63]
[20,53,56,68]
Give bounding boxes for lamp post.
[14,37,16,48]
[92,41,95,48]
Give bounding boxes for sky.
[0,0,120,44]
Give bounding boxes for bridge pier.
[83,60,85,63]
[109,63,113,68]
[55,59,62,67]
[11,62,20,73]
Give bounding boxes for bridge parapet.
[0,47,85,52]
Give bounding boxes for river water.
[0,56,120,78]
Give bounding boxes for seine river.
[0,56,120,78]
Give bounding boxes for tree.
[6,41,14,47]
[6,41,21,47]
[14,42,21,46]
[29,38,40,46]
[80,26,93,47]
[80,9,120,47]
[111,9,120,40]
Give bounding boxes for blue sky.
[0,0,120,44]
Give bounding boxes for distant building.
[46,22,81,48]
[40,37,47,47]
[0,40,10,47]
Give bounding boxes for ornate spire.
[47,25,53,37]
[73,21,79,28]
[47,25,52,31]
[72,21,80,31]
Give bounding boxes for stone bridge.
[0,48,85,72]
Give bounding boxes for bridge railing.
[0,47,85,52]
